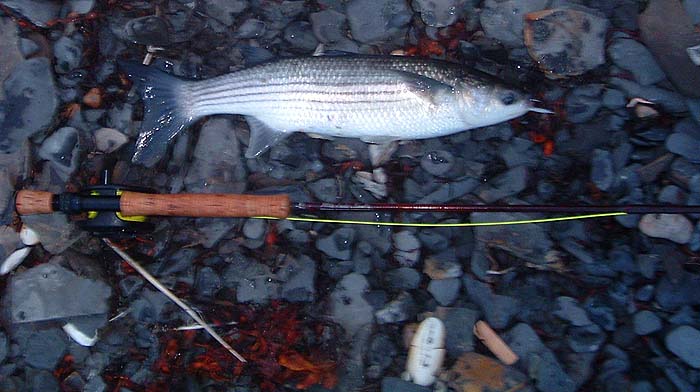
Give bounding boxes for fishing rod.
[12,171,700,236]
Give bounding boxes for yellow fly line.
[254,212,628,227]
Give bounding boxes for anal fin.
[244,116,289,158]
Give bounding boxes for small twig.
[104,238,246,362]
[473,320,518,365]
[173,321,238,331]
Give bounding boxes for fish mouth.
[528,98,555,114]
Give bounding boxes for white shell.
[62,323,99,347]
[20,224,40,246]
[0,247,31,275]
[406,317,446,386]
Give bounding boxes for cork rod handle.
[119,192,291,219]
[15,190,55,215]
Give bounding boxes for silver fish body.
[121,55,537,166]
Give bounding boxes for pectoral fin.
[391,71,456,105]
[244,116,289,158]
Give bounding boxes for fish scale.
[120,55,539,167]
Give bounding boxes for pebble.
[463,275,518,329]
[639,214,693,244]
[0,0,61,27]
[610,77,688,113]
[308,178,341,202]
[317,227,355,260]
[476,166,529,203]
[381,377,430,392]
[393,230,421,267]
[22,328,67,369]
[278,255,316,302]
[375,291,415,324]
[423,256,462,280]
[420,150,455,177]
[666,132,700,163]
[655,274,700,310]
[427,278,461,306]
[234,18,266,39]
[310,10,347,43]
[589,149,615,192]
[38,127,80,181]
[555,296,593,327]
[665,325,700,368]
[283,21,319,51]
[194,266,221,298]
[0,58,59,151]
[472,212,554,265]
[523,8,609,77]
[366,334,397,379]
[54,36,83,74]
[346,0,412,44]
[633,310,662,335]
[417,177,479,204]
[444,352,529,392]
[480,0,548,47]
[94,127,128,153]
[201,0,247,26]
[242,218,266,240]
[412,0,465,27]
[608,36,666,85]
[330,273,374,335]
[566,85,604,123]
[385,267,422,290]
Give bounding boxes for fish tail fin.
[119,61,197,167]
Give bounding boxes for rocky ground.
[1,0,700,391]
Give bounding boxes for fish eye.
[500,92,517,105]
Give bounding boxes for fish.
[120,55,551,167]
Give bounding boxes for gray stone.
[278,255,316,302]
[656,274,700,310]
[330,273,374,335]
[385,267,421,290]
[412,0,467,27]
[53,36,82,74]
[608,36,666,85]
[234,19,266,39]
[658,185,688,204]
[367,334,397,379]
[317,227,355,260]
[242,218,266,240]
[375,291,415,324]
[346,0,412,44]
[566,85,604,123]
[480,0,548,47]
[310,10,347,43]
[567,323,605,353]
[436,307,478,356]
[610,77,688,113]
[5,263,111,324]
[222,259,278,304]
[639,213,693,244]
[0,58,59,151]
[421,150,455,177]
[472,212,554,265]
[666,325,700,368]
[423,255,462,279]
[0,331,6,363]
[633,310,662,335]
[93,127,128,153]
[38,127,80,182]
[637,254,659,279]
[194,267,221,298]
[381,377,430,392]
[22,328,67,369]
[0,16,23,102]
[0,0,61,27]
[666,133,700,163]
[393,230,421,267]
[201,0,247,26]
[283,21,319,51]
[463,275,518,328]
[602,88,627,109]
[477,166,529,203]
[555,296,593,327]
[308,178,341,203]
[428,278,461,306]
[417,177,479,204]
[591,149,615,191]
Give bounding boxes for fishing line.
[255,212,628,227]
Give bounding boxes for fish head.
[455,82,531,128]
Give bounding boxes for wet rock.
[602,88,627,110]
[477,166,529,203]
[0,0,61,27]
[590,149,615,191]
[385,267,421,290]
[5,262,111,324]
[310,10,347,43]
[129,288,174,323]
[242,218,266,241]
[639,214,693,244]
[54,36,83,74]
[194,267,221,298]
[317,227,355,260]
[381,377,430,392]
[375,291,415,324]
[201,0,247,26]
[608,36,666,86]
[184,118,246,193]
[22,328,67,369]
[639,0,700,97]
[38,127,80,182]
[472,212,554,265]
[94,127,128,153]
[444,352,530,392]
[524,8,608,77]
[505,323,576,392]
[0,58,59,151]
[655,274,700,310]
[0,17,23,102]
[480,0,548,48]
[463,275,518,329]
[428,278,461,306]
[417,177,479,204]
[224,260,278,304]
[421,150,455,177]
[234,18,266,39]
[330,273,374,335]
[666,133,700,163]
[633,310,662,335]
[554,297,593,327]
[283,21,319,51]
[123,16,171,47]
[278,255,316,302]
[412,0,467,27]
[566,85,603,123]
[346,0,412,44]
[609,77,688,113]
[423,255,462,280]
[393,230,421,267]
[308,178,341,203]
[665,325,700,368]
[366,333,397,379]
[568,323,605,353]
[435,307,478,356]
